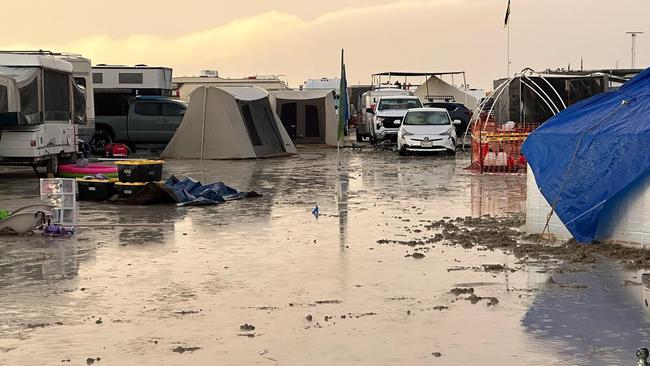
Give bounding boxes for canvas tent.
[271,90,338,146]
[522,67,650,243]
[161,86,296,160]
[414,75,478,110]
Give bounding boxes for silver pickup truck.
[92,96,186,151]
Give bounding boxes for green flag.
[338,49,349,143]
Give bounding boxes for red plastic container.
[104,143,129,158]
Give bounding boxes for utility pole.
[626,31,644,69]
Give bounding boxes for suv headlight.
[375,117,385,123]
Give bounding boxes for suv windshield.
[377,98,422,111]
[403,111,450,126]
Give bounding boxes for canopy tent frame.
[370,71,469,107]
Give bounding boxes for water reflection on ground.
[0,148,646,365]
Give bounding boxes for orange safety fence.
[467,115,540,174]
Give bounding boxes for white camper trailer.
[172,72,288,102]
[57,54,95,141]
[0,53,82,174]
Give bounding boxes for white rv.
[92,65,173,94]
[0,53,82,174]
[172,72,288,102]
[57,55,95,141]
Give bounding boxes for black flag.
[504,0,511,27]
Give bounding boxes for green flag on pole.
[338,49,349,144]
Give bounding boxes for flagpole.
[507,21,510,76]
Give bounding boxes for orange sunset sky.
[2,0,647,88]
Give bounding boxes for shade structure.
[161,86,297,160]
[271,89,338,146]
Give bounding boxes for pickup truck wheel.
[46,155,59,177]
[91,130,112,155]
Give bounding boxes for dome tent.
[161,86,296,160]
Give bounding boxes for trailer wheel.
[46,155,59,177]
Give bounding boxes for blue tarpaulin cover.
[522,68,650,243]
[164,176,256,206]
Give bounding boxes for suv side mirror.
[365,107,374,114]
[452,119,462,125]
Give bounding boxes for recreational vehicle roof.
[0,53,73,73]
[92,65,173,90]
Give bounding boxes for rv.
[0,52,83,175]
[92,65,172,95]
[57,54,95,142]
[172,72,288,102]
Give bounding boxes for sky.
[2,0,648,89]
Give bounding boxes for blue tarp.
[522,68,650,243]
[164,176,255,206]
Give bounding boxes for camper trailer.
[0,53,82,174]
[57,54,95,142]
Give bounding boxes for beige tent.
[271,90,338,146]
[161,86,296,159]
[414,75,479,110]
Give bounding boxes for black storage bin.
[115,182,147,199]
[115,160,164,183]
[77,178,117,201]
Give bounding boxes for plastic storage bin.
[116,160,163,183]
[77,178,118,201]
[115,182,147,199]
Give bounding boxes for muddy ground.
[0,148,649,365]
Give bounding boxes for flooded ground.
[0,147,648,365]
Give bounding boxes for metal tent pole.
[200,87,208,183]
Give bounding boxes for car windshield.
[377,98,421,110]
[403,111,450,125]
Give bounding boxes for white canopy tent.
[161,85,296,160]
[271,89,338,146]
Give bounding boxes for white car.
[397,108,460,155]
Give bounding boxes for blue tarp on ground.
[164,176,254,206]
[522,68,650,243]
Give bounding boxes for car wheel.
[447,148,457,156]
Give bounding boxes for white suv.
[369,96,422,143]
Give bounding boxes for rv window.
[92,73,103,84]
[240,104,263,146]
[134,102,161,116]
[44,70,71,121]
[162,103,185,117]
[0,85,7,112]
[73,83,87,125]
[119,73,144,84]
[74,77,87,88]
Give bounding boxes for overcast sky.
[2,0,648,89]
